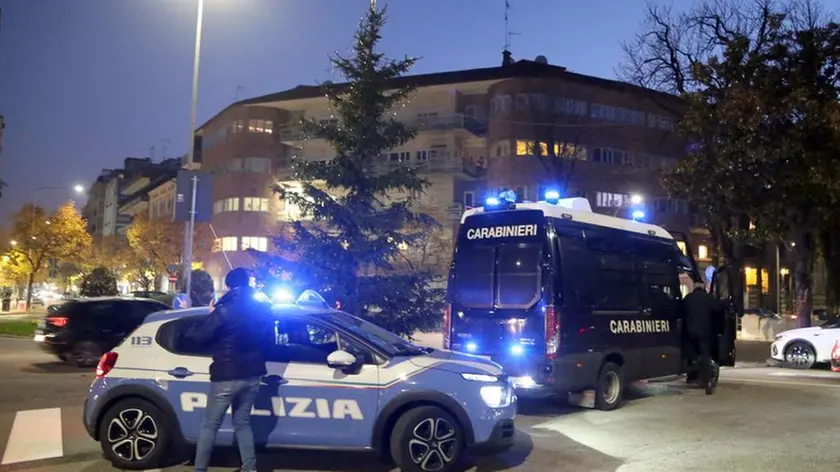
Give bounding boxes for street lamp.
[181,0,206,305]
[630,194,644,205]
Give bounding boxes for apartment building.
[117,159,181,225]
[193,51,712,286]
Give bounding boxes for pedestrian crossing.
[0,406,162,471]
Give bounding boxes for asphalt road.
[1,337,839,472]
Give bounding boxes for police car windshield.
[317,311,424,356]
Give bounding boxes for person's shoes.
[705,382,715,395]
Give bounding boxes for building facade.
[193,51,707,287]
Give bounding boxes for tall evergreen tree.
[263,4,443,336]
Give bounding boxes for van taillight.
[545,305,559,360]
[443,304,452,349]
[96,352,119,377]
[46,316,68,328]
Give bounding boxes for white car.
[770,321,840,369]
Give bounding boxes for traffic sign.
[172,293,190,309]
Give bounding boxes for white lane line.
[723,377,840,389]
[1,408,64,464]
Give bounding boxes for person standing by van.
[187,268,275,472]
[683,281,720,395]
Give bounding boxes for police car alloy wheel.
[594,362,623,411]
[390,406,463,472]
[98,398,171,470]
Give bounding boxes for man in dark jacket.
[188,268,274,472]
[683,281,723,395]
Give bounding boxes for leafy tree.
[190,269,215,307]
[257,4,443,336]
[9,202,92,309]
[80,267,119,297]
[90,235,157,291]
[126,213,212,282]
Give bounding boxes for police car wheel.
[390,406,463,472]
[594,362,623,411]
[98,398,170,470]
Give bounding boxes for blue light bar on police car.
[296,289,330,308]
[485,197,500,206]
[544,190,560,203]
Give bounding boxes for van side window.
[557,235,594,306]
[586,229,639,310]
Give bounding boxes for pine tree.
[80,267,119,297]
[264,4,443,337]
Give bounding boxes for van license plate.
[33,334,45,342]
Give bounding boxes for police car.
[83,291,516,472]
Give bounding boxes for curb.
[0,334,32,339]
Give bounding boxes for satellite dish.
[535,55,548,64]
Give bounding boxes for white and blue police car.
[83,291,516,472]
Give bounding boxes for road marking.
[1,408,63,464]
[723,377,840,389]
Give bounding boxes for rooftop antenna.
[234,85,244,101]
[504,0,520,52]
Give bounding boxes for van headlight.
[480,385,513,408]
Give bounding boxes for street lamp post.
[181,0,205,304]
[614,193,644,218]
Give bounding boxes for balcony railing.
[275,153,485,181]
[279,114,487,143]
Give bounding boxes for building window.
[516,140,548,156]
[416,150,428,161]
[248,119,273,134]
[554,98,587,116]
[494,141,510,157]
[513,186,528,201]
[491,95,511,116]
[648,114,675,130]
[653,198,689,214]
[388,151,410,162]
[243,157,271,173]
[555,142,587,159]
[243,197,269,212]
[463,191,475,208]
[464,105,478,118]
[515,94,529,109]
[697,244,709,260]
[591,147,629,165]
[595,192,628,208]
[241,236,269,252]
[213,197,239,214]
[232,120,245,133]
[531,94,550,111]
[213,237,238,252]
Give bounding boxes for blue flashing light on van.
[544,190,561,203]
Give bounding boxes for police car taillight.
[443,304,452,349]
[96,352,119,378]
[545,306,559,361]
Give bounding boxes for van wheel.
[595,362,623,411]
[390,406,463,472]
[98,398,171,470]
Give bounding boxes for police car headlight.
[461,373,499,383]
[480,385,513,408]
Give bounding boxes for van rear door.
[447,210,551,365]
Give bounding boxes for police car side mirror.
[327,350,358,371]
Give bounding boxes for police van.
[83,291,516,472]
[444,192,736,410]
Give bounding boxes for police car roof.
[143,303,337,324]
[461,198,674,240]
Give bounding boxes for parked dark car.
[34,297,169,367]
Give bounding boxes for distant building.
[82,157,181,239]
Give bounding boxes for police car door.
[264,318,379,448]
[155,315,276,445]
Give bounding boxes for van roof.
[460,198,674,240]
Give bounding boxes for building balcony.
[275,153,485,181]
[119,194,149,217]
[279,114,487,144]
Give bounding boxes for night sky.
[0,0,696,220]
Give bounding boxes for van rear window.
[453,244,542,309]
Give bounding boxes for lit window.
[554,143,586,159]
[744,267,757,286]
[595,192,628,208]
[242,236,269,252]
[213,198,239,214]
[697,245,708,260]
[243,197,269,212]
[676,241,687,256]
[516,140,548,156]
[248,119,273,134]
[216,237,237,252]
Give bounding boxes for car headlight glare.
[480,385,513,408]
[461,373,498,383]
